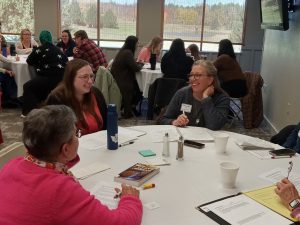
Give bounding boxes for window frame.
[161,0,248,51]
[58,0,139,45]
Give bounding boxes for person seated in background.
[111,35,143,119]
[213,39,247,98]
[16,28,38,55]
[159,60,229,130]
[276,178,300,220]
[0,36,19,107]
[0,105,143,225]
[22,30,68,116]
[186,44,201,61]
[0,33,7,48]
[161,38,194,81]
[73,30,107,73]
[46,59,107,135]
[56,29,76,57]
[137,36,163,63]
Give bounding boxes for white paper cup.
[220,161,239,188]
[214,133,229,154]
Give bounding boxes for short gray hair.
[23,105,77,161]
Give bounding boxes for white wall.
[261,4,300,131]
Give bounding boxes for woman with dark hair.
[0,105,142,225]
[22,30,68,116]
[161,38,194,80]
[56,30,76,57]
[111,35,143,118]
[46,59,107,135]
[213,39,247,98]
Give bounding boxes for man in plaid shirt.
[73,30,107,73]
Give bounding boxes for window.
[163,0,246,52]
[60,0,137,46]
[0,0,34,40]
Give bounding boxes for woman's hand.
[203,85,214,98]
[5,69,14,77]
[172,114,189,127]
[275,178,300,210]
[115,184,140,198]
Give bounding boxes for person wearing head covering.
[111,35,143,118]
[159,60,229,130]
[73,30,107,72]
[0,105,143,225]
[213,39,247,98]
[16,28,38,55]
[21,30,68,116]
[161,38,194,81]
[56,30,76,57]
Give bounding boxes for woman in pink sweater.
[137,36,163,63]
[0,105,143,225]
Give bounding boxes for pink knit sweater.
[0,157,143,225]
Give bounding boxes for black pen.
[119,141,134,147]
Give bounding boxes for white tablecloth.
[75,125,298,225]
[136,63,163,98]
[0,55,36,97]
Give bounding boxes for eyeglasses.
[188,73,209,80]
[22,33,31,36]
[76,129,82,138]
[77,74,95,82]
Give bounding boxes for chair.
[0,142,26,169]
[147,78,187,120]
[241,72,264,129]
[94,66,122,117]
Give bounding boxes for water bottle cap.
[108,104,116,110]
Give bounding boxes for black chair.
[147,78,187,120]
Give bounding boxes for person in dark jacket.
[56,30,76,57]
[161,38,194,81]
[46,59,107,135]
[22,30,68,116]
[111,35,143,118]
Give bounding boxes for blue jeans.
[0,72,17,103]
[283,122,300,153]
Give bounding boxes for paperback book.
[114,163,160,187]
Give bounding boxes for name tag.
[180,104,192,113]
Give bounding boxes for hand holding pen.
[114,184,140,199]
[172,111,189,127]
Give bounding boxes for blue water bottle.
[2,45,7,57]
[107,104,118,150]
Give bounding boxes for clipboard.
[196,193,298,225]
[195,193,241,225]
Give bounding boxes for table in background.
[0,55,36,97]
[75,125,299,225]
[136,63,163,98]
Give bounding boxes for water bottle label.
[110,133,118,143]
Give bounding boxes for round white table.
[136,63,163,98]
[75,125,299,225]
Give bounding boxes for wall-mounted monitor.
[260,0,289,31]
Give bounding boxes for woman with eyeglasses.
[46,59,107,135]
[0,105,142,225]
[159,60,229,130]
[16,28,38,55]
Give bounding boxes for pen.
[271,155,292,159]
[119,141,134,147]
[143,183,155,190]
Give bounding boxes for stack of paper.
[146,157,171,166]
[235,140,275,150]
[70,162,110,179]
